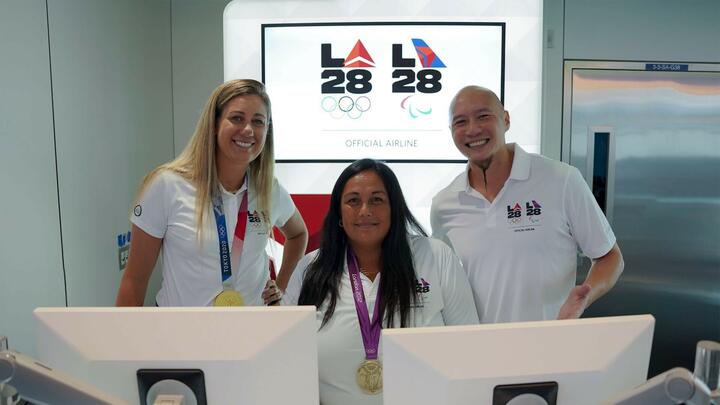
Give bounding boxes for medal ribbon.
[212,188,248,289]
[347,248,383,360]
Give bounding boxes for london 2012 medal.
[213,290,244,306]
[356,359,382,394]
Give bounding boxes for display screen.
[262,22,505,162]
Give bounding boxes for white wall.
[0,0,66,356]
[0,0,174,355]
[47,0,173,307]
[171,0,232,155]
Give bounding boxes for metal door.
[562,61,720,376]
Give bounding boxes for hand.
[557,284,592,320]
[262,280,283,306]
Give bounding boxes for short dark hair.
[298,159,426,328]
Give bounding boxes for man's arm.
[557,243,624,319]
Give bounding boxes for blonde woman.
[116,79,307,307]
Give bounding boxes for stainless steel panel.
[563,61,720,377]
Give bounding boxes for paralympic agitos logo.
[320,38,446,118]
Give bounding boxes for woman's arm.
[115,224,162,306]
[274,210,308,291]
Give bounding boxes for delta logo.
[409,38,446,68]
[320,38,446,70]
[344,40,375,68]
[321,39,375,69]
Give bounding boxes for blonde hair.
[135,79,275,235]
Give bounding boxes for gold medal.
[212,290,244,307]
[356,359,382,395]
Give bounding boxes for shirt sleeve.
[271,178,297,228]
[435,239,480,326]
[564,167,616,259]
[280,249,317,305]
[130,171,170,239]
[430,197,453,248]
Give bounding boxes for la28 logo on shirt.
[415,278,431,294]
[411,278,431,309]
[248,211,262,223]
[525,200,542,223]
[507,200,543,226]
[507,203,522,224]
[248,210,267,233]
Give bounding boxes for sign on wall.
[262,22,505,162]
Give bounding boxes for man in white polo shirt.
[430,86,624,323]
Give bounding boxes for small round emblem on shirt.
[133,205,142,216]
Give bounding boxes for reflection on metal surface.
[564,61,720,377]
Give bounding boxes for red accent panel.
[273,194,331,253]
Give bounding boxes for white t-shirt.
[283,235,479,405]
[131,170,296,306]
[430,144,616,323]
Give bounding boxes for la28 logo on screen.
[320,39,446,95]
[391,40,443,94]
[320,42,373,94]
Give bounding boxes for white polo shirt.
[283,235,479,405]
[131,170,296,306]
[430,144,615,323]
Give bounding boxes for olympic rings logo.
[321,96,371,119]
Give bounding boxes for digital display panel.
[262,22,505,162]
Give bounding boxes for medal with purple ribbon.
[347,247,383,395]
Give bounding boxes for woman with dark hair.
[283,159,478,405]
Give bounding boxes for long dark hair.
[298,159,427,328]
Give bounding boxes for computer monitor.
[34,307,318,405]
[383,315,655,405]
